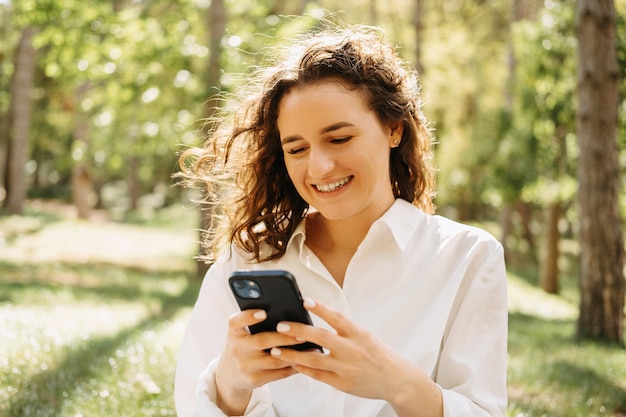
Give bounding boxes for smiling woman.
[175,22,508,417]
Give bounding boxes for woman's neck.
[307,214,369,254]
[304,203,393,286]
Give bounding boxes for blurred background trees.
[0,0,624,343]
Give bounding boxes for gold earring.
[393,140,400,147]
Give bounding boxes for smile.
[314,176,352,193]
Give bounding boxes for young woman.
[175,24,507,417]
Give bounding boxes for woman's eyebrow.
[281,122,355,145]
[320,121,355,134]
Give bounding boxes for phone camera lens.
[232,279,262,299]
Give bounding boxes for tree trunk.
[196,0,227,279]
[0,0,9,203]
[370,0,379,25]
[498,0,522,259]
[413,0,424,74]
[499,203,513,257]
[72,163,92,219]
[271,0,307,15]
[576,0,624,344]
[5,26,38,214]
[0,117,6,203]
[540,202,560,294]
[71,82,93,220]
[128,154,140,211]
[517,200,536,258]
[540,125,567,294]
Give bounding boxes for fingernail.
[304,298,316,308]
[270,347,281,356]
[254,310,266,320]
[276,322,290,333]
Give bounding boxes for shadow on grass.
[4,281,199,417]
[548,360,626,403]
[508,312,575,349]
[508,312,626,416]
[509,358,626,417]
[0,260,199,305]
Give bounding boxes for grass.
[508,312,626,417]
[1,201,625,417]
[507,272,626,417]
[0,201,200,417]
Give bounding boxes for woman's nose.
[308,147,335,179]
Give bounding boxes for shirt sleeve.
[436,241,508,417]
[174,258,275,417]
[194,356,273,417]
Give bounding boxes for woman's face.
[277,80,402,225]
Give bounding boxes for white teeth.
[315,177,351,193]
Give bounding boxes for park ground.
[0,201,625,417]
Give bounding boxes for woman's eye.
[286,147,306,155]
[331,136,352,144]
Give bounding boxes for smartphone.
[229,269,322,352]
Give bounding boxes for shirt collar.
[286,217,307,253]
[375,199,422,252]
[286,199,422,254]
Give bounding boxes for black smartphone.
[228,269,322,352]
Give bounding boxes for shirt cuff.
[440,387,503,417]
[196,356,273,417]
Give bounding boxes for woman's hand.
[215,309,300,415]
[269,299,443,417]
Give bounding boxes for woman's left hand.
[269,298,422,405]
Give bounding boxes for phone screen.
[229,270,322,352]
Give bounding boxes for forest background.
[0,0,625,416]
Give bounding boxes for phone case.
[229,270,322,352]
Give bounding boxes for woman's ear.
[389,122,404,148]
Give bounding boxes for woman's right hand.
[215,309,300,415]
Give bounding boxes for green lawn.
[507,270,626,417]
[1,202,625,417]
[0,203,199,417]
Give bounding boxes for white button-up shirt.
[175,199,508,417]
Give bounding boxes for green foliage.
[491,0,577,211]
[2,0,210,207]
[1,0,625,221]
[421,2,511,217]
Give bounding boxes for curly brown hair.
[178,24,436,263]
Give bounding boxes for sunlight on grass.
[0,203,199,417]
[0,263,196,417]
[507,270,578,320]
[0,215,46,243]
[0,219,197,272]
[1,302,151,353]
[54,309,192,417]
[0,302,193,417]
